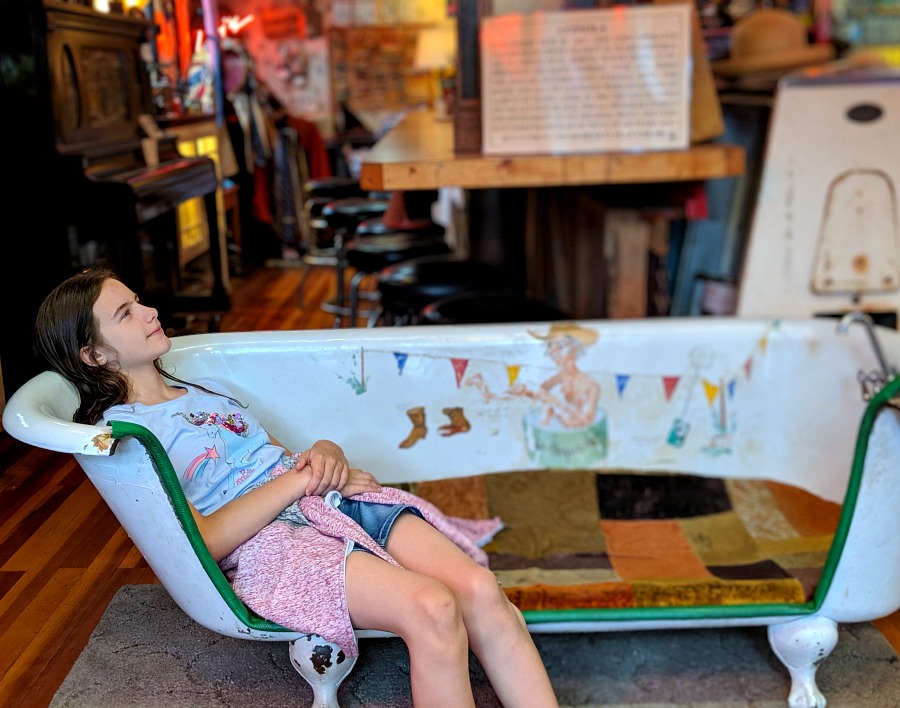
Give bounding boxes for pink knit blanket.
[220,487,503,655]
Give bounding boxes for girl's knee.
[460,564,510,615]
[406,581,466,643]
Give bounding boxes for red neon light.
[218,14,256,38]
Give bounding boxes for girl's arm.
[189,437,358,559]
[190,465,382,560]
[188,466,313,561]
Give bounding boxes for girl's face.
[84,278,171,371]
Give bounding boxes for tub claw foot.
[768,616,838,708]
[289,634,358,708]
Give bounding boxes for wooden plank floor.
[1,261,899,706]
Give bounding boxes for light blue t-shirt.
[104,378,286,515]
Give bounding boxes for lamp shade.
[413,24,457,72]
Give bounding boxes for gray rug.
[52,585,900,707]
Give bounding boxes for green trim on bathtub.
[523,601,817,624]
[811,372,900,607]
[109,420,295,634]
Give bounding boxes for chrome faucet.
[836,311,897,404]
[836,311,894,378]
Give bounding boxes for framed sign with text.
[453,0,723,154]
[480,4,691,155]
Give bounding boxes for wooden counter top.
[360,110,745,191]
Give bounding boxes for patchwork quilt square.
[408,469,842,613]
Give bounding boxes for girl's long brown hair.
[34,267,243,425]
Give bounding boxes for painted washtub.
[5,315,900,707]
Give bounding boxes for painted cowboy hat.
[711,8,835,78]
[529,322,599,346]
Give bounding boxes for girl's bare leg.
[386,513,558,708]
[344,550,475,708]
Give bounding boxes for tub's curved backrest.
[155,319,881,501]
[3,372,300,642]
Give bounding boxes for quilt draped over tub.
[396,468,842,610]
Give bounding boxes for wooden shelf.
[360,109,745,191]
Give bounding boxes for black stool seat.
[421,291,569,325]
[322,197,390,234]
[377,255,506,325]
[345,233,452,326]
[356,217,445,238]
[346,233,451,273]
[304,177,365,201]
[304,197,337,250]
[301,190,368,258]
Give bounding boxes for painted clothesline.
[347,321,781,409]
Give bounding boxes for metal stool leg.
[319,231,352,327]
[349,269,365,325]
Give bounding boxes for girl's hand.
[301,439,351,496]
[340,468,382,498]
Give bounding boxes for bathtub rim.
[90,372,900,633]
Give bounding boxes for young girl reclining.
[35,267,558,708]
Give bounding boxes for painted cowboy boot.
[399,406,427,448]
[439,406,471,436]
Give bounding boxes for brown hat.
[712,8,835,77]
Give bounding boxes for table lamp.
[412,24,457,118]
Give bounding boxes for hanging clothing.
[272,127,304,249]
[286,115,332,180]
[228,91,273,173]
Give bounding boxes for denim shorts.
[337,497,424,552]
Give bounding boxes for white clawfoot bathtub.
[5,316,900,707]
